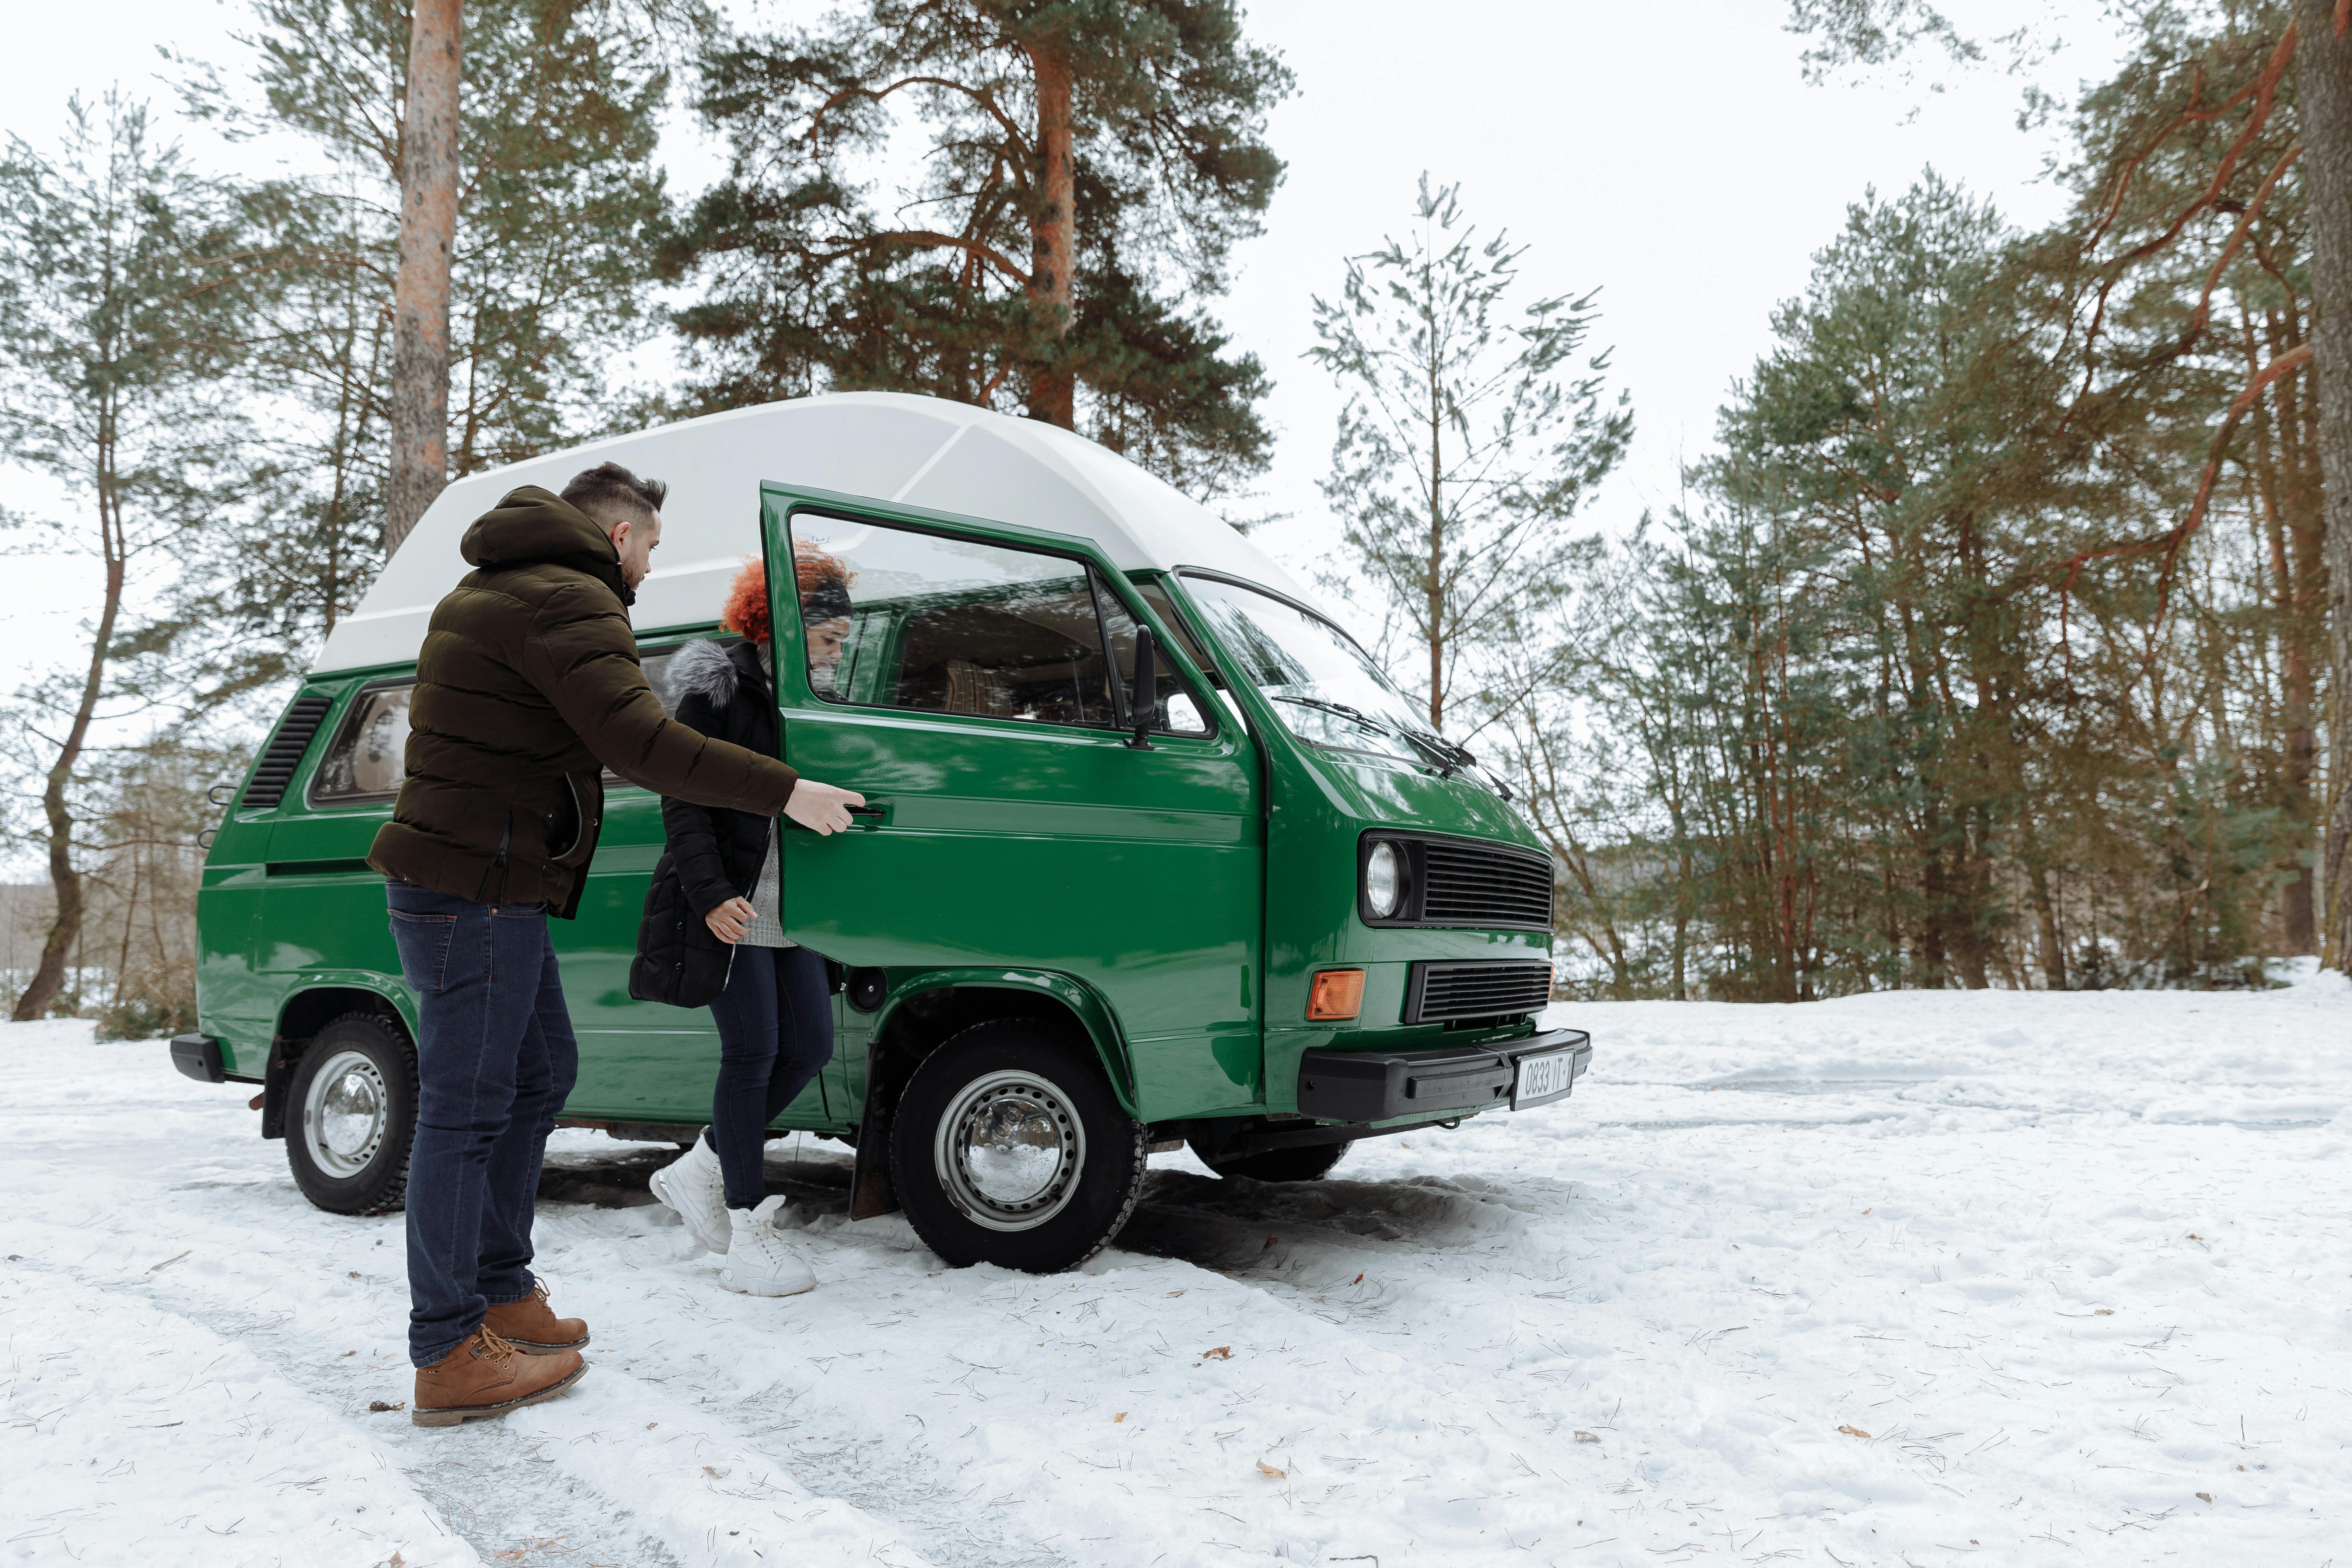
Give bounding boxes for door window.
[1094,580,1212,737]
[1137,580,1246,735]
[789,514,1123,728]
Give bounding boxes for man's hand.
[705,896,755,944]
[783,779,865,836]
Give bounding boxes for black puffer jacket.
[370,488,798,919]
[630,639,782,1007]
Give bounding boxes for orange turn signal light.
[1307,968,1365,1021]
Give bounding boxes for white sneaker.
[649,1133,730,1255]
[719,1198,817,1297]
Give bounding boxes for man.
[368,461,862,1428]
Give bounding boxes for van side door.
[764,487,1265,1121]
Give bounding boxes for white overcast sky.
[1,0,2127,693]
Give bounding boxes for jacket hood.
[460,485,634,605]
[669,637,768,709]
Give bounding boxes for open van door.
[761,486,1265,1121]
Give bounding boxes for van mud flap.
[848,1037,899,1220]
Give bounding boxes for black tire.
[285,1011,418,1216]
[889,1020,1146,1272]
[1191,1137,1351,1183]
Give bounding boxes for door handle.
[845,802,889,828]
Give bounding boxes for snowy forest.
[4,0,2349,1027]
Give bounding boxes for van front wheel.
[890,1021,1146,1272]
[285,1012,418,1216]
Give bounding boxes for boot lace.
[473,1326,520,1370]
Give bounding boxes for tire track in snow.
[3,1204,943,1567]
[0,1261,483,1566]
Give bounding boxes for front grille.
[1420,839,1554,928]
[1403,960,1554,1024]
[1363,834,1556,930]
[241,693,334,810]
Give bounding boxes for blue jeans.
[706,944,835,1210]
[386,883,579,1369]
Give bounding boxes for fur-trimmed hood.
[667,637,765,708]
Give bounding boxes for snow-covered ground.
[6,978,2350,1567]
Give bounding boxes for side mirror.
[1126,627,1157,751]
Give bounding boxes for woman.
[632,549,857,1296]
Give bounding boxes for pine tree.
[1782,0,2352,969]
[0,95,270,1021]
[174,0,678,653]
[665,0,1291,500]
[1308,175,1630,733]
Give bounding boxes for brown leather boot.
[482,1279,590,1354]
[412,1326,586,1428]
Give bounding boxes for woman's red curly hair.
[718,545,854,645]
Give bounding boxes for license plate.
[1511,1047,1578,1110]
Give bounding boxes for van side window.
[789,515,1121,729]
[308,647,725,806]
[308,682,415,806]
[601,641,731,787]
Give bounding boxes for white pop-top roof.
[314,391,1313,674]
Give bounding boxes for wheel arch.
[262,974,415,1141]
[872,969,1134,1115]
[844,968,1134,1224]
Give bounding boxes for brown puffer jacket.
[368,485,798,918]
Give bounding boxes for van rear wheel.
[285,1012,418,1216]
[890,1021,1146,1272]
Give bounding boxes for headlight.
[1364,841,1401,918]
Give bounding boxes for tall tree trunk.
[2016,804,2068,989]
[2295,3,2352,971]
[1427,372,1445,730]
[2247,307,2321,951]
[13,482,125,1021]
[1671,840,1692,999]
[1951,807,1993,990]
[1025,44,1076,429]
[384,0,461,557]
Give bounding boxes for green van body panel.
[193,477,1556,1144]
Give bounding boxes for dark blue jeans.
[706,943,835,1210]
[387,883,579,1369]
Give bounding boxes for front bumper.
[170,1033,226,1084]
[1295,1027,1591,1123]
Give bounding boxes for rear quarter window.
[301,640,728,807]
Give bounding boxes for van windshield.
[1180,574,1459,770]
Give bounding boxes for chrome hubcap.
[303,1049,388,1179]
[935,1070,1085,1232]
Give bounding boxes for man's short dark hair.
[561,461,667,532]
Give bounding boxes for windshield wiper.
[1276,695,1464,775]
[1270,693,1389,733]
[1273,694,1490,782]
[1398,725,1514,796]
[1392,727,1464,777]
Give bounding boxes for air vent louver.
[1419,839,1555,928]
[240,694,335,810]
[1403,960,1554,1024]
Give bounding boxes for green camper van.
[172,393,1590,1272]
